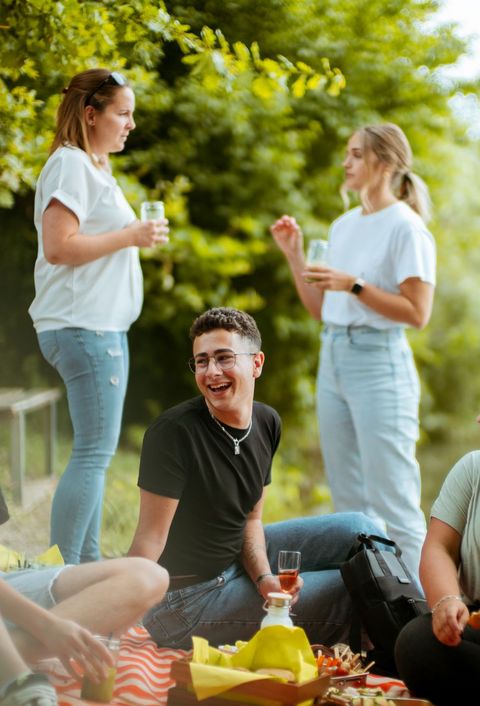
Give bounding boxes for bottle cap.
[267,592,292,607]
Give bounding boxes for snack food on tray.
[321,685,395,705]
[315,643,373,677]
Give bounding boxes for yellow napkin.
[0,544,64,572]
[190,625,317,701]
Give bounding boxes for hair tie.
[62,87,69,94]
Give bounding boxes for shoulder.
[253,401,282,435]
[144,397,205,439]
[330,206,362,231]
[39,146,93,183]
[391,202,433,237]
[432,451,480,517]
[443,451,480,491]
[47,145,90,169]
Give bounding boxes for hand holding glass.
[306,239,329,266]
[278,550,301,593]
[81,635,120,704]
[140,200,165,222]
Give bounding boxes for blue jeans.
[143,512,381,649]
[316,325,426,578]
[38,328,129,564]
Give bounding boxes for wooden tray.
[169,658,331,706]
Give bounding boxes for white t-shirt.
[431,451,480,603]
[29,146,143,333]
[322,202,436,329]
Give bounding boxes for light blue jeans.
[316,325,426,578]
[38,328,129,564]
[143,512,381,648]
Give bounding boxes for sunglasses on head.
[85,71,127,106]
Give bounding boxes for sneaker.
[0,673,57,706]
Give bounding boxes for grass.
[1,409,479,556]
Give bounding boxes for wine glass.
[278,550,301,593]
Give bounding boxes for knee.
[395,614,432,681]
[123,558,169,607]
[336,512,383,539]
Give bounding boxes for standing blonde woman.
[29,69,169,564]
[271,123,435,577]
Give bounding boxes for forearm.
[286,254,324,320]
[419,545,462,609]
[240,519,271,581]
[45,227,134,266]
[355,282,429,329]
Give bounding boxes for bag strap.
[357,533,402,557]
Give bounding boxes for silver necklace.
[209,412,253,455]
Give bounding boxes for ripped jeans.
[38,328,129,564]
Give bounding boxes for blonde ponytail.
[397,170,432,223]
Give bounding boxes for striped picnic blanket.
[41,625,409,705]
[42,625,188,705]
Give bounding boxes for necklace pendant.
[234,442,240,455]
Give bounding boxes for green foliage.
[0,0,337,205]
[1,0,479,511]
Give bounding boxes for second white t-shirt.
[322,201,436,329]
[431,451,480,604]
[29,145,143,333]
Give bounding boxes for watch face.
[351,281,363,295]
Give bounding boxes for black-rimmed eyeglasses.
[85,71,128,106]
[188,352,256,374]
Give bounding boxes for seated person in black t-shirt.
[0,488,168,706]
[129,306,381,649]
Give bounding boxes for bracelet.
[255,573,274,586]
[431,594,463,614]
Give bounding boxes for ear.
[252,351,265,379]
[85,105,96,127]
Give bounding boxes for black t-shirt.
[0,489,9,526]
[138,396,281,579]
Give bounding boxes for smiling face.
[342,131,386,194]
[192,329,264,427]
[86,86,136,156]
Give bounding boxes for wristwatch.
[351,277,365,296]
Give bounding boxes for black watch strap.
[351,277,365,296]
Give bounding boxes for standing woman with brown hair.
[29,69,169,564]
[271,123,436,578]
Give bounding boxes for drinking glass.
[278,550,301,593]
[140,200,165,222]
[306,238,329,266]
[81,635,120,704]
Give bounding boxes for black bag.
[340,533,429,674]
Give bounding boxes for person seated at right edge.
[395,426,480,705]
[128,306,383,649]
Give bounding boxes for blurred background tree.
[2,0,480,539]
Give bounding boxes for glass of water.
[140,200,165,221]
[306,239,329,266]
